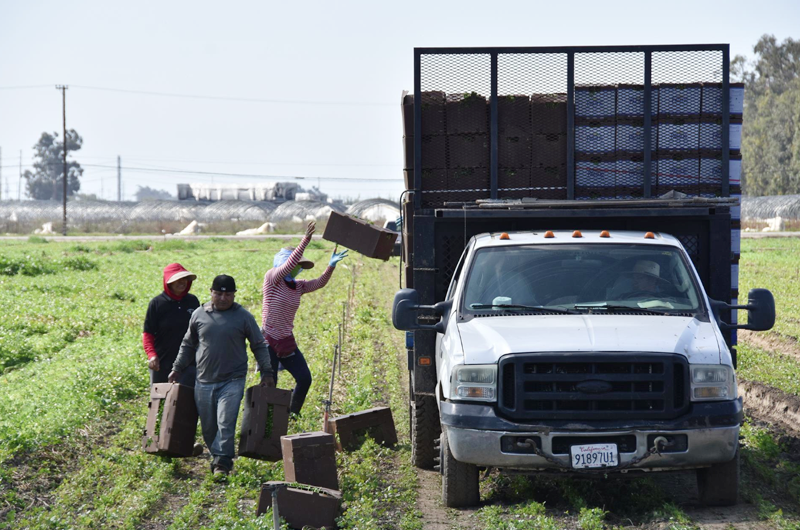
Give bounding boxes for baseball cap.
[211,274,237,292]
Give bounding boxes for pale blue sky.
[1,0,798,201]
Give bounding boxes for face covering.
[273,248,302,281]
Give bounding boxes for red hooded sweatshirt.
[142,263,198,360]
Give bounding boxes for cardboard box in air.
[281,431,339,490]
[323,211,398,261]
[257,481,342,529]
[143,383,198,457]
[238,385,292,461]
[327,407,398,452]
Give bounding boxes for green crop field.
[0,236,798,530]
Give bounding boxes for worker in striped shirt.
[261,221,348,414]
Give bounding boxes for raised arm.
[265,221,315,286]
[299,248,347,294]
[300,266,335,294]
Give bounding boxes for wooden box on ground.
[327,407,398,452]
[322,211,398,261]
[281,431,339,490]
[143,383,198,457]
[257,481,342,530]
[238,385,292,461]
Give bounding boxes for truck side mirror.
[710,288,775,332]
[741,288,776,331]
[392,288,452,333]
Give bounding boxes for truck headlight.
[690,365,737,401]
[450,365,497,402]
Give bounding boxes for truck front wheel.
[440,428,480,507]
[411,393,440,469]
[696,448,739,506]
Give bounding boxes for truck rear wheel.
[411,392,440,469]
[440,427,480,507]
[697,448,739,506]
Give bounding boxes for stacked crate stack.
[497,95,532,199]
[615,84,659,198]
[446,92,490,202]
[575,86,617,199]
[401,91,448,207]
[656,83,702,194]
[530,94,568,199]
[699,82,745,346]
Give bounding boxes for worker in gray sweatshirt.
[169,274,274,477]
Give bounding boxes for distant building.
[177,182,302,202]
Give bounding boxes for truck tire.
[411,393,440,469]
[696,448,739,506]
[440,427,480,508]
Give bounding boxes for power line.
[69,84,394,107]
[80,163,401,181]
[0,85,53,90]
[1,162,401,181]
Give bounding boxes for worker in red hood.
[143,263,201,386]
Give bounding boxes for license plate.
[570,443,619,469]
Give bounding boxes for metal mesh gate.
[405,45,734,208]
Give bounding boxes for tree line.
[735,34,800,196]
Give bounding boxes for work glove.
[260,374,276,388]
[167,370,181,383]
[329,249,349,267]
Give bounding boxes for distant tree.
[23,130,83,200]
[734,35,800,196]
[135,186,174,201]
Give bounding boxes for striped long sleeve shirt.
[261,235,334,340]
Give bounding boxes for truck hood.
[457,314,720,364]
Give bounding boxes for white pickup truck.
[393,229,775,507]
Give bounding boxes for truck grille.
[498,353,689,421]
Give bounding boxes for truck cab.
[394,229,774,507]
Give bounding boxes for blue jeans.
[194,377,246,471]
[267,346,312,414]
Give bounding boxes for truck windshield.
[462,244,703,315]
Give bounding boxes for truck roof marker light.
[572,230,583,238]
[600,230,610,238]
[644,232,656,239]
[500,233,510,240]
[544,231,555,238]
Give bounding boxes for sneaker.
[212,467,229,481]
[192,443,204,456]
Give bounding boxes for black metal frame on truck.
[402,45,739,401]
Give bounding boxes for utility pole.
[18,150,22,200]
[117,155,121,202]
[56,85,68,235]
[1,146,3,201]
